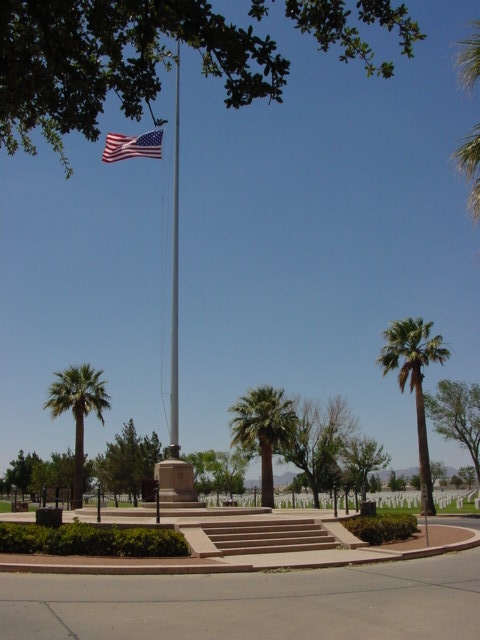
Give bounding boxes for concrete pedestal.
[154,459,198,504]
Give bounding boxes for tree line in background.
[2,319,479,512]
[1,419,161,505]
[1,432,477,507]
[0,417,252,504]
[228,317,453,515]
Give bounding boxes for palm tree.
[454,20,480,222]
[377,318,450,515]
[229,385,298,509]
[44,364,111,509]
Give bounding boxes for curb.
[1,528,479,575]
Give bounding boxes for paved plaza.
[1,508,479,574]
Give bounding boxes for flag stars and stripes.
[102,130,164,163]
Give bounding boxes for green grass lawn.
[376,501,478,515]
[0,499,38,513]
[0,500,160,513]
[0,500,19,513]
[1,498,478,515]
[0,498,138,512]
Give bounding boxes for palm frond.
[454,124,480,179]
[455,128,480,221]
[467,176,480,221]
[229,385,297,448]
[398,363,410,393]
[457,20,480,91]
[378,317,450,393]
[44,363,111,421]
[455,20,480,222]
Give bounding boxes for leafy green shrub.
[46,523,117,556]
[344,516,384,545]
[113,528,189,558]
[0,523,47,553]
[343,513,418,546]
[0,522,190,557]
[380,513,418,542]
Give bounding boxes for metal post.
[333,483,338,518]
[169,40,181,458]
[97,483,101,523]
[55,487,59,509]
[155,480,160,524]
[354,486,359,512]
[42,484,47,508]
[253,486,257,507]
[344,486,349,515]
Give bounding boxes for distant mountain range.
[374,467,458,482]
[245,467,459,489]
[245,472,295,489]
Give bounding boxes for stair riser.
[199,519,318,529]
[207,530,330,542]
[214,536,335,549]
[201,517,341,557]
[222,542,339,556]
[202,525,323,535]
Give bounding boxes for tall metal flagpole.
[170,40,180,459]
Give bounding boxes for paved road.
[432,515,480,530]
[0,546,479,640]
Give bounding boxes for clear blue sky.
[1,1,479,481]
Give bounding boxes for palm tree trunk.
[415,377,436,515]
[73,409,85,510]
[260,438,275,509]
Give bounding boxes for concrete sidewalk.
[1,508,479,575]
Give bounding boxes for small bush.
[47,523,117,556]
[344,516,383,545]
[0,523,47,553]
[114,528,189,558]
[0,522,190,557]
[380,513,418,542]
[343,513,418,546]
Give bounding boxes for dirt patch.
[380,524,475,551]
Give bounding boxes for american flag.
[102,130,164,163]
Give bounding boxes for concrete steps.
[201,518,339,556]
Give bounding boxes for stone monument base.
[154,458,199,504]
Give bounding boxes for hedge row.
[343,513,419,546]
[0,522,190,557]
